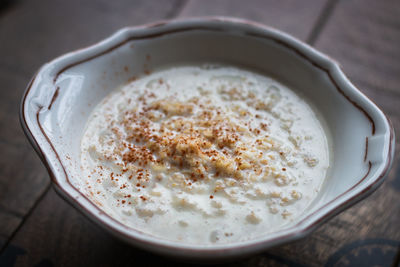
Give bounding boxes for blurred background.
[0,0,399,266]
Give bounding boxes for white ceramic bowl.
[20,17,394,260]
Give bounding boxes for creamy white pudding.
[79,65,330,245]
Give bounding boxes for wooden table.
[0,0,399,266]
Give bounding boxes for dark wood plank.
[315,0,400,98]
[0,0,185,251]
[178,0,330,41]
[0,69,34,146]
[266,162,400,266]
[0,188,290,267]
[180,0,400,266]
[262,0,400,266]
[0,0,333,265]
[0,212,21,249]
[5,178,400,266]
[3,0,400,266]
[0,0,186,76]
[0,69,49,250]
[0,0,334,266]
[0,140,48,218]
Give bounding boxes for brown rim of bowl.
[20,17,394,257]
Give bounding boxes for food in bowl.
[79,64,330,244]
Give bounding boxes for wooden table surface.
[0,0,399,266]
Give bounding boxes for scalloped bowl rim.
[20,17,394,259]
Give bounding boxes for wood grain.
[1,0,400,266]
[178,3,400,266]
[315,0,400,98]
[0,69,48,250]
[178,0,330,41]
[0,0,185,252]
[0,188,305,267]
[0,0,186,77]
[263,0,400,265]
[0,0,333,265]
[0,212,21,249]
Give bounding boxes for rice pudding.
[79,65,330,245]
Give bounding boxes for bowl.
[20,17,394,260]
